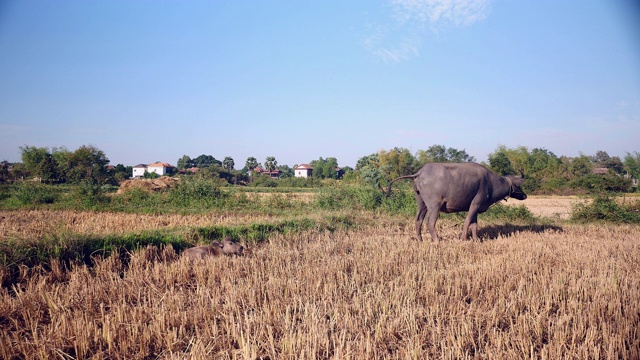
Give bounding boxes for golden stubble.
[1,224,639,359]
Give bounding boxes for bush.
[482,203,535,222]
[250,175,278,187]
[11,182,58,205]
[571,194,640,223]
[538,177,568,194]
[315,184,385,211]
[381,187,415,215]
[72,180,110,208]
[277,177,322,188]
[570,174,631,193]
[314,183,417,215]
[168,177,228,208]
[113,187,159,210]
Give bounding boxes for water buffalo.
[386,162,527,242]
[182,236,244,260]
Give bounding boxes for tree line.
[352,145,639,194]
[1,145,130,185]
[2,144,639,193]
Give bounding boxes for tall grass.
[315,184,415,215]
[1,226,638,359]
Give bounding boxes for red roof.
[253,167,279,174]
[148,162,174,168]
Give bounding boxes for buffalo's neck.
[492,177,512,203]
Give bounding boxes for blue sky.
[1,0,638,168]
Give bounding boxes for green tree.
[355,153,382,186]
[592,150,611,167]
[445,147,476,163]
[323,157,339,179]
[355,153,379,171]
[177,155,194,169]
[488,145,530,175]
[192,154,220,168]
[264,156,278,173]
[488,148,514,176]
[569,155,593,179]
[416,145,475,165]
[624,151,640,180]
[528,148,560,174]
[111,164,132,184]
[310,158,324,178]
[277,164,294,178]
[37,154,60,183]
[507,146,530,174]
[310,157,340,179]
[592,150,624,174]
[245,157,259,172]
[378,147,416,179]
[359,165,383,187]
[0,161,13,183]
[9,162,28,181]
[223,157,235,172]
[19,145,49,179]
[65,145,110,184]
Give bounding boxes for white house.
[132,162,175,178]
[132,164,148,178]
[294,164,313,178]
[147,162,174,176]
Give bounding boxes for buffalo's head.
[217,236,244,255]
[506,171,527,200]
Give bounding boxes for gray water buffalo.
[386,162,526,242]
[182,236,244,260]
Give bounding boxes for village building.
[252,166,280,179]
[294,164,313,178]
[132,162,175,178]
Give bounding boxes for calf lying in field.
[182,236,244,260]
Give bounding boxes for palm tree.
[223,157,235,172]
[245,157,259,172]
[265,156,277,173]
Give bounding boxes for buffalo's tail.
[385,173,419,197]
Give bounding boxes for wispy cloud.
[392,0,491,28]
[364,0,491,62]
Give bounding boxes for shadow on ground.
[477,223,564,241]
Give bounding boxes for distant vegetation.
[2,144,638,194]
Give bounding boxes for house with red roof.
[294,164,313,178]
[252,166,280,179]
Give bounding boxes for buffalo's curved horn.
[518,169,525,178]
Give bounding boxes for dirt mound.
[117,176,179,194]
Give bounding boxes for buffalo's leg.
[461,208,479,241]
[415,197,427,241]
[470,219,479,241]
[426,207,440,242]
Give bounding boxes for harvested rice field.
[1,196,639,359]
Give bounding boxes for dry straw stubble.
[1,224,639,359]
